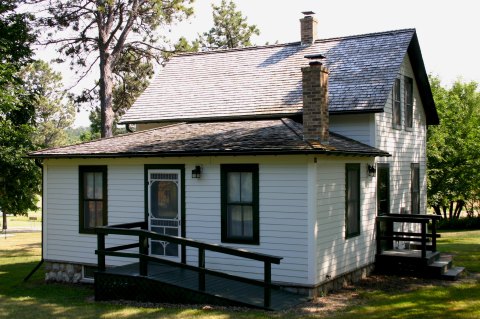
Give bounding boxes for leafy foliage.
[20,60,75,148]
[0,1,40,217]
[38,0,194,137]
[200,0,259,49]
[427,76,480,219]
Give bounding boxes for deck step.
[426,259,451,275]
[441,267,465,281]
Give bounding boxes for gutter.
[28,148,391,160]
[24,159,44,282]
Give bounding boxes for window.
[392,78,402,128]
[345,164,361,238]
[221,164,259,244]
[377,164,390,215]
[404,76,413,129]
[79,166,107,234]
[411,163,420,214]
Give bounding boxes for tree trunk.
[454,200,464,219]
[442,205,447,219]
[449,201,454,219]
[99,54,115,138]
[2,210,7,231]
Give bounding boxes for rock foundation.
[45,262,83,283]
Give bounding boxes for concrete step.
[426,260,452,276]
[441,267,465,281]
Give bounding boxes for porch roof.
[29,118,390,159]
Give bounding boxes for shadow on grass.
[335,279,480,319]
[0,261,267,319]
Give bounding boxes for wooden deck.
[95,261,309,310]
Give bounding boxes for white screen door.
[147,169,181,260]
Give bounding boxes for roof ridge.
[169,28,416,60]
[315,28,416,43]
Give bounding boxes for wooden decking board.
[97,261,308,310]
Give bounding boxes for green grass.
[437,230,480,272]
[1,231,479,319]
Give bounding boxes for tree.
[200,0,259,50]
[0,1,40,227]
[86,50,154,138]
[427,76,480,219]
[39,0,194,138]
[20,60,76,148]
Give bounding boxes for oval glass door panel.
[148,170,181,259]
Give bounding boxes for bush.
[437,216,480,230]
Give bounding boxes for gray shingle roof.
[121,29,435,124]
[29,119,389,158]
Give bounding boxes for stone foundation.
[45,261,83,283]
[282,264,375,297]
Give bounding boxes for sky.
[54,0,480,127]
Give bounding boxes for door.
[147,169,181,260]
[377,164,393,250]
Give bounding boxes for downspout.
[24,158,44,281]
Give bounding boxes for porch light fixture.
[191,166,202,179]
[367,164,376,177]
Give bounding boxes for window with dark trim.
[377,163,390,216]
[392,78,402,128]
[345,164,361,238]
[221,164,259,245]
[79,166,107,234]
[405,76,413,129]
[411,163,420,214]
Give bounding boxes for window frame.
[377,163,390,216]
[392,77,402,129]
[345,164,361,238]
[220,164,259,245]
[404,76,414,130]
[79,166,108,234]
[411,163,420,214]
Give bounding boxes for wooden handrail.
[95,222,282,308]
[376,214,439,259]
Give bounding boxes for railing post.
[198,247,205,291]
[139,235,148,276]
[264,261,271,309]
[421,221,427,258]
[97,232,105,272]
[431,218,437,252]
[376,218,382,255]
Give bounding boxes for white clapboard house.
[30,13,446,309]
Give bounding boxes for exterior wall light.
[367,164,376,177]
[191,166,202,179]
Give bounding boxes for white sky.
[55,0,479,127]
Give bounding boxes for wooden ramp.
[95,262,309,311]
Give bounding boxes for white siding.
[375,54,427,216]
[315,157,376,283]
[43,156,310,285]
[330,113,375,146]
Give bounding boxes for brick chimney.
[300,11,318,45]
[302,54,329,144]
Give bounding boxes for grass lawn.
[0,231,479,319]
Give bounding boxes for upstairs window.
[221,164,259,245]
[392,78,402,128]
[79,166,108,234]
[404,76,414,129]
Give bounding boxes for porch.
[94,222,309,311]
[375,214,464,280]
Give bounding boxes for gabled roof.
[121,28,438,125]
[29,119,389,159]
